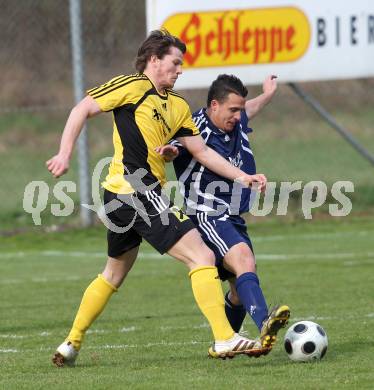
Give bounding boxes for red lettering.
[254,29,267,63]
[286,26,295,50]
[270,28,283,61]
[205,31,216,56]
[242,29,251,53]
[177,11,301,64]
[180,13,201,65]
[216,15,225,56]
[232,12,244,53]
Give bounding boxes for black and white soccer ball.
[284,321,328,362]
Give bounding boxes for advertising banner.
[146,0,374,87]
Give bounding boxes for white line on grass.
[0,251,161,260]
[0,228,373,260]
[120,326,136,332]
[1,313,373,345]
[1,250,374,262]
[254,229,372,242]
[161,323,210,331]
[0,340,206,354]
[0,349,18,353]
[92,340,205,350]
[85,327,136,334]
[259,253,374,261]
[1,252,373,286]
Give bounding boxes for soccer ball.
[284,321,328,362]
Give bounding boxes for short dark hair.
[135,29,186,73]
[207,74,248,106]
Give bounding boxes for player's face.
[156,46,183,90]
[211,93,246,132]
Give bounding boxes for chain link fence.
[0,0,146,231]
[0,0,373,232]
[0,0,145,112]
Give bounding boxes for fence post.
[69,0,93,226]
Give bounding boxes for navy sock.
[235,272,268,331]
[224,291,246,333]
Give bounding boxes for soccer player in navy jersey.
[162,74,290,350]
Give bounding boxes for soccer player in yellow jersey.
[46,30,268,367]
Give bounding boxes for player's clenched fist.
[235,173,267,192]
[155,144,179,162]
[46,154,70,178]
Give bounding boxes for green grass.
[1,216,374,389]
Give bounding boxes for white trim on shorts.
[145,190,168,214]
[196,212,229,257]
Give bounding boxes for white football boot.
[52,341,79,367]
[208,333,270,359]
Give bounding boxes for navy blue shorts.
[190,212,254,281]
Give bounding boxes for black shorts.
[103,189,196,257]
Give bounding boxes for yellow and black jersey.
[87,73,199,194]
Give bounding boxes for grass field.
[1,215,374,389]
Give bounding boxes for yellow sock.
[189,266,234,341]
[67,274,117,350]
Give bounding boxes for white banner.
[146,0,374,87]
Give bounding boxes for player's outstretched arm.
[46,96,102,178]
[245,75,277,120]
[177,134,267,192]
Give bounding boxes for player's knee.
[102,259,129,288]
[101,270,125,288]
[183,230,216,266]
[225,243,256,274]
[197,244,216,265]
[188,243,215,267]
[241,254,256,273]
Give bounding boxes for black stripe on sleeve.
[167,90,187,102]
[87,75,127,95]
[174,127,198,138]
[89,76,149,99]
[89,75,146,98]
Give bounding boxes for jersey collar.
[142,73,169,100]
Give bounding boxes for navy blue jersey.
[172,108,256,216]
